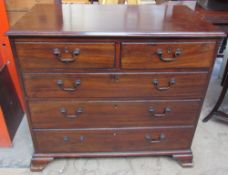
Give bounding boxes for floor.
[0,55,227,174]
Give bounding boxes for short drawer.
[29,100,201,129]
[15,42,115,70]
[24,72,208,99]
[34,127,194,153]
[121,42,216,69]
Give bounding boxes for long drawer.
[15,42,115,70]
[34,127,194,153]
[29,100,201,129]
[121,42,216,69]
[24,72,208,99]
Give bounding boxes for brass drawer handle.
[60,107,83,119]
[56,79,81,92]
[148,107,171,117]
[145,133,166,143]
[152,78,176,91]
[156,48,181,62]
[53,48,80,64]
[63,135,85,142]
[63,136,70,142]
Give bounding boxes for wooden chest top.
[7,4,225,38]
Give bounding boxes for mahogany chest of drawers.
[7,4,225,171]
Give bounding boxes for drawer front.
[24,72,208,99]
[15,43,115,70]
[34,127,194,153]
[29,100,201,129]
[121,42,216,69]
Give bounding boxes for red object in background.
[0,1,25,147]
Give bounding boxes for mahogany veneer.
[29,100,201,128]
[24,72,208,98]
[34,127,194,153]
[7,4,225,171]
[122,42,216,69]
[15,42,115,70]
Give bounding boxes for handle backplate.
[56,79,81,92]
[152,78,176,91]
[60,107,83,119]
[156,48,182,62]
[148,107,171,117]
[145,133,166,143]
[53,48,80,64]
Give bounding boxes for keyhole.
[80,136,85,141]
[114,75,119,81]
[64,47,69,53]
[167,48,172,54]
[114,104,118,109]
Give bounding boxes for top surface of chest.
[7,4,225,38]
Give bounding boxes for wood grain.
[122,42,216,69]
[34,127,194,153]
[15,42,115,70]
[23,72,208,99]
[29,99,201,129]
[7,4,225,38]
[7,3,225,171]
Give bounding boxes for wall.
[5,0,55,26]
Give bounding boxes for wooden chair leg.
[203,87,227,122]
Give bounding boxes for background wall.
[5,0,55,26]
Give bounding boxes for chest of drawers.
[8,4,225,171]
